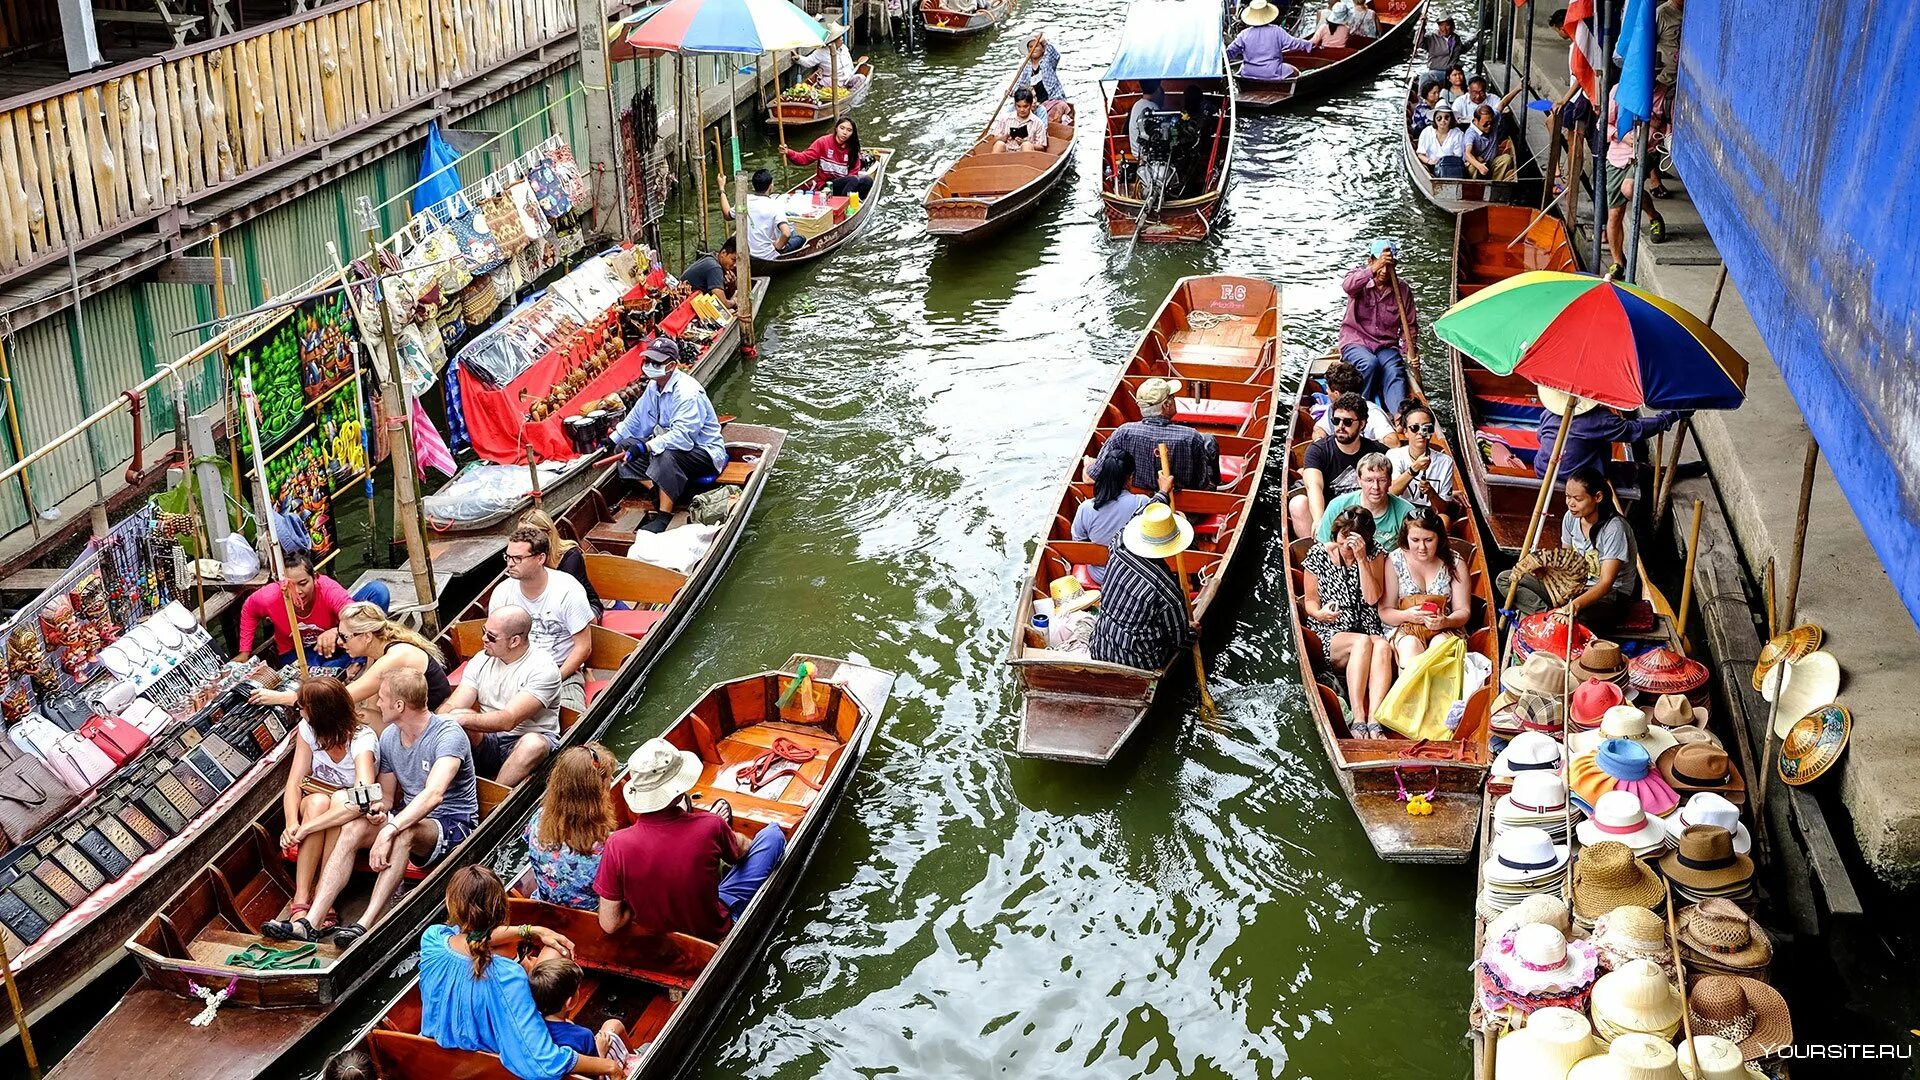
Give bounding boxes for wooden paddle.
[1159,443,1222,730]
[1386,264,1423,391]
[1665,878,1697,1057]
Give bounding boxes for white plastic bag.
[217,534,261,584]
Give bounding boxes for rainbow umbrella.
[1433,271,1749,411]
[624,0,826,54]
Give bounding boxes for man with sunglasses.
[490,528,595,717]
[1290,391,1387,538]
[442,606,562,786]
[1387,400,1456,520]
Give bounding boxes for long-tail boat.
[1099,0,1238,243]
[1009,275,1280,764]
[1402,73,1545,213]
[919,0,1012,38]
[46,423,786,1078]
[1233,0,1425,110]
[1278,353,1494,862]
[347,655,895,1078]
[765,63,876,132]
[757,148,896,272]
[924,63,1077,240]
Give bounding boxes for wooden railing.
[0,0,578,279]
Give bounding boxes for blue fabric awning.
[1102,0,1227,83]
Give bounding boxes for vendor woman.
[782,117,873,198]
[239,548,390,667]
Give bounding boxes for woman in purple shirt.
[1228,0,1316,81]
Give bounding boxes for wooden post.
[1705,263,1730,325]
[1675,499,1703,643]
[830,33,841,124]
[1783,438,1819,630]
[733,172,755,348]
[574,0,628,239]
[1665,879,1695,1050]
[774,51,788,151]
[1158,444,1219,728]
[694,60,710,250]
[1503,399,1575,613]
[0,927,39,1080]
[1653,417,1690,525]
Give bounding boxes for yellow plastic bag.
[1375,635,1466,742]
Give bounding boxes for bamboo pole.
[1654,417,1691,525]
[1502,399,1575,614]
[212,227,244,509]
[733,172,755,348]
[831,35,841,125]
[774,51,788,151]
[1157,443,1220,729]
[1783,438,1818,630]
[1675,498,1702,644]
[1763,558,1777,638]
[238,370,311,679]
[0,927,39,1080]
[1664,879,1695,1050]
[1386,265,1421,391]
[694,59,710,251]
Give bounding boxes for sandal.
[1650,185,1674,199]
[262,916,317,943]
[706,797,734,831]
[332,922,368,946]
[1648,218,1668,242]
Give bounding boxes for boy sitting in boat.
[988,89,1051,153]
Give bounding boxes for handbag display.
[43,731,117,793]
[0,730,75,848]
[527,159,573,220]
[417,223,474,296]
[445,194,506,275]
[548,143,593,210]
[119,698,173,737]
[80,712,151,766]
[480,192,529,256]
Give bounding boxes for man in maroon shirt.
[1338,237,1420,416]
[594,739,786,941]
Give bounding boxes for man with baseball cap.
[610,339,729,521]
[1338,237,1419,415]
[1090,376,1221,492]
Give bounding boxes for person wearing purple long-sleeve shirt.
[1339,238,1419,414]
[1532,388,1686,483]
[1228,0,1315,81]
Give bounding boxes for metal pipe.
[1624,119,1650,280]
[1590,0,1609,272]
[1520,0,1537,114]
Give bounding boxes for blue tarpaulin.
[412,122,462,216]
[1675,0,1920,628]
[1103,0,1227,83]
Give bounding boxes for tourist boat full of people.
[46,423,786,1079]
[1009,275,1280,763]
[754,145,896,272]
[1099,0,1238,243]
[1401,72,1544,213]
[924,56,1078,239]
[1230,0,1426,110]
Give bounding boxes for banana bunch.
[328,417,366,474]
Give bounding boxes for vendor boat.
[756,148,895,272]
[1100,0,1238,243]
[1402,72,1545,213]
[346,656,895,1078]
[1278,352,1494,863]
[1009,275,1280,764]
[919,0,1012,38]
[1233,0,1424,110]
[766,64,876,131]
[46,424,786,1079]
[924,62,1077,239]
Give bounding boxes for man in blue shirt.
[611,339,728,521]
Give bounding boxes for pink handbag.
[80,713,150,766]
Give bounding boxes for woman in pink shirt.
[239,548,356,663]
[782,117,873,197]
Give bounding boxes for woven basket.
[1515,548,1591,606]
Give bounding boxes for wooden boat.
[1100,0,1238,243]
[1401,73,1545,213]
[46,423,788,1079]
[919,0,1012,38]
[924,65,1077,239]
[765,62,876,132]
[1233,0,1424,110]
[1278,352,1495,863]
[756,148,895,272]
[347,655,896,1079]
[1446,206,1642,555]
[1009,275,1280,764]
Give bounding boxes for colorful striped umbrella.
[624,0,826,54]
[1434,271,1749,411]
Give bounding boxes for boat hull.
[1231,0,1425,111]
[758,149,895,272]
[765,63,875,130]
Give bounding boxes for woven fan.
[1515,547,1590,605]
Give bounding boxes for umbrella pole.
[1159,444,1221,731]
[1783,437,1819,630]
[1503,400,1574,614]
[775,52,788,152]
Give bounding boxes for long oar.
[1387,265,1423,390]
[1159,444,1222,731]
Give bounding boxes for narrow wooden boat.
[1401,73,1544,213]
[756,148,895,272]
[1278,353,1494,863]
[348,655,895,1079]
[1446,206,1641,555]
[765,62,876,131]
[1009,275,1280,764]
[919,0,1012,38]
[924,66,1077,239]
[1233,0,1424,110]
[1100,0,1238,243]
[46,424,787,1079]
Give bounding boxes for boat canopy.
[1102,0,1228,83]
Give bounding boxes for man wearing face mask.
[610,339,728,525]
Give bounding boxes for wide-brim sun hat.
[1484,825,1572,885]
[1567,1032,1685,1080]
[1492,730,1564,779]
[620,737,703,813]
[1751,623,1821,692]
[1569,678,1627,728]
[1662,792,1752,856]
[1677,898,1772,971]
[1048,575,1100,617]
[1481,923,1601,997]
[1588,960,1684,1041]
[1576,789,1669,854]
[1571,739,1679,817]
[1570,841,1665,917]
[1494,1006,1602,1080]
[1760,650,1840,738]
[1570,639,1629,683]
[1569,705,1679,758]
[1497,771,1570,823]
[1241,0,1281,25]
[1486,893,1572,940]
[1653,693,1707,728]
[1659,825,1755,893]
[1687,975,1792,1061]
[1503,651,1577,698]
[1779,703,1850,786]
[1676,1035,1756,1080]
[1516,610,1592,660]
[1592,905,1673,973]
[1122,502,1194,559]
[1656,743,1746,804]
[1538,385,1603,418]
[1628,647,1710,696]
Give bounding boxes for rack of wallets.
[0,684,293,947]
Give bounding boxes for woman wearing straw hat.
[1229,0,1317,82]
[1089,489,1199,672]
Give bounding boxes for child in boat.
[528,958,631,1059]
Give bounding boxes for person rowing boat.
[1016,31,1073,125]
[1228,0,1317,82]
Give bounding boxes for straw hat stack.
[1659,826,1757,909]
[1494,773,1574,843]
[1568,841,1664,927]
[1587,958,1684,1042]
[1493,1006,1602,1080]
[1590,905,1675,978]
[1567,1033,1685,1080]
[1686,976,1792,1063]
[1478,924,1603,1025]
[1676,1035,1767,1079]
[1480,827,1572,918]
[1676,900,1773,982]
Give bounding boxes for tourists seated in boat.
[1466,102,1521,181]
[1452,73,1510,129]
[595,739,787,940]
[529,957,629,1059]
[1341,238,1419,413]
[1229,0,1315,82]
[783,117,875,198]
[1348,0,1379,36]
[419,866,626,1079]
[1387,401,1457,519]
[1289,391,1388,537]
[1308,1,1357,47]
[794,18,869,94]
[1092,377,1220,491]
[718,170,806,257]
[267,669,480,944]
[1496,466,1642,630]
[1532,385,1687,485]
[1017,32,1073,124]
[1073,448,1151,586]
[250,600,451,721]
[523,746,617,911]
[1418,13,1472,91]
[238,546,374,669]
[1309,358,1397,444]
[277,677,378,937]
[1315,452,1414,551]
[1410,80,1446,135]
[1418,104,1470,177]
[441,606,562,787]
[1301,506,1393,737]
[1088,494,1197,670]
[989,89,1051,153]
[1440,65,1469,107]
[492,527,596,715]
[610,339,731,522]
[519,507,604,617]
[676,240,737,308]
[1379,506,1471,669]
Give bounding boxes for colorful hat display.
[1591,905,1674,976]
[1493,730,1565,781]
[1570,705,1680,758]
[1628,647,1709,696]
[1779,704,1850,787]
[1659,825,1756,906]
[1569,841,1665,920]
[1569,640,1630,685]
[1677,899,1773,978]
[1656,743,1746,805]
[1751,623,1821,692]
[1569,678,1627,728]
[1567,1033,1684,1080]
[1686,975,1792,1061]
[1516,610,1592,660]
[1570,739,1680,817]
[1588,959,1684,1042]
[1481,923,1602,998]
[1760,650,1839,738]
[1493,1007,1602,1080]
[1496,772,1573,841]
[1503,651,1577,698]
[1576,790,1669,856]
[1662,793,1752,856]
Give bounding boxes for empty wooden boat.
[765,62,876,131]
[349,655,895,1078]
[47,424,787,1079]
[1278,353,1494,862]
[757,148,895,272]
[1009,275,1280,764]
[919,0,1012,38]
[1233,0,1424,110]
[924,66,1077,239]
[1402,73,1544,213]
[1100,0,1238,243]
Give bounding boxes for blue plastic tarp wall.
[1103,0,1227,82]
[1674,0,1920,629]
